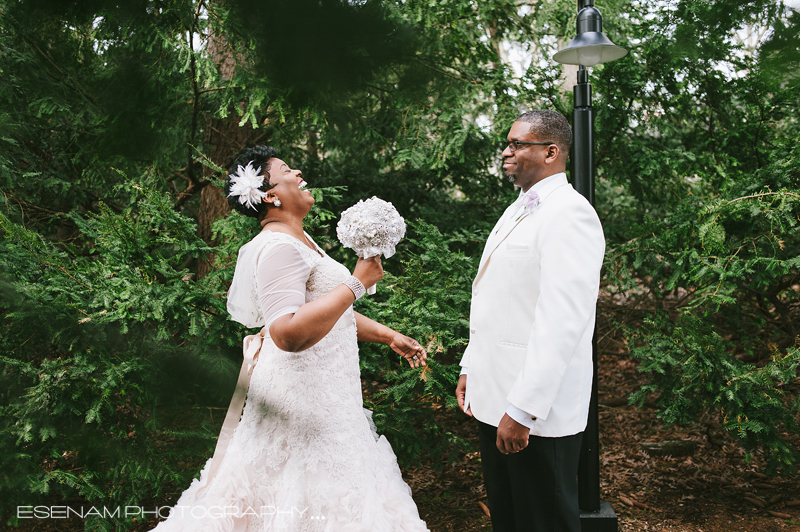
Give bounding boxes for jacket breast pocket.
[504,242,533,256]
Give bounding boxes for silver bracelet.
[342,275,366,301]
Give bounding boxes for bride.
[152,146,430,531]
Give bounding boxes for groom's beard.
[503,158,518,184]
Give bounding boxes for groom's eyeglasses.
[500,140,554,153]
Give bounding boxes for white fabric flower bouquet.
[337,197,406,294]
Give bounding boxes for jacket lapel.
[473,174,570,287]
[473,206,528,287]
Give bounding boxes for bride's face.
[265,158,314,211]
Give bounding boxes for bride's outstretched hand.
[389,333,427,368]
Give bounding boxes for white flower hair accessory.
[227,161,267,210]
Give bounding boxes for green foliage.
[0,183,238,528]
[588,0,800,472]
[628,314,800,473]
[357,220,480,467]
[610,141,800,473]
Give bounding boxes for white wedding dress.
[152,230,429,532]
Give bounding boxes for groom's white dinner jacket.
[460,172,604,438]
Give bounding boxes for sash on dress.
[194,328,266,497]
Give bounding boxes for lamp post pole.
[553,1,625,530]
[572,65,594,206]
[571,64,602,515]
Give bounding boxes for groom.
[456,110,604,532]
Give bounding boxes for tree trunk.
[195,24,258,279]
[196,116,254,243]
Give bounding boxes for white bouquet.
[337,196,406,294]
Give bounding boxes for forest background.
[1,0,799,530]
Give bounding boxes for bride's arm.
[267,256,384,352]
[354,312,427,368]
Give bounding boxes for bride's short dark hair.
[224,145,280,218]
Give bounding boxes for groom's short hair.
[515,110,572,158]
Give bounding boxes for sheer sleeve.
[256,242,312,330]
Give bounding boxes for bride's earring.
[273,199,282,207]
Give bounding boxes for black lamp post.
[553,1,626,531]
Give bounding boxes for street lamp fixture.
[553,0,627,67]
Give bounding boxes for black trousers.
[477,420,583,532]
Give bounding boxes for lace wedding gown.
[152,230,429,532]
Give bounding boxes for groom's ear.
[544,144,560,164]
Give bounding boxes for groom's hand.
[496,413,530,454]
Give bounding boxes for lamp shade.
[553,6,627,66]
